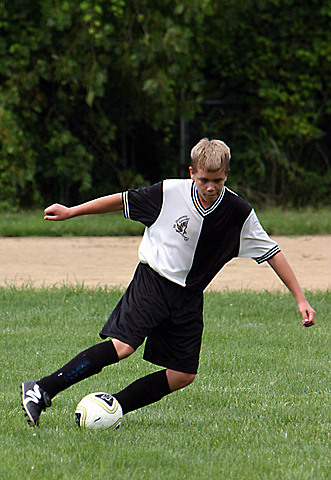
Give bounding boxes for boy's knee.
[111,338,134,360]
[181,373,196,388]
[166,370,196,392]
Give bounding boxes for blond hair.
[190,138,231,173]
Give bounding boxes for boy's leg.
[166,369,196,392]
[113,369,195,414]
[21,339,130,426]
[37,340,121,397]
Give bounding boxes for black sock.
[113,369,171,415]
[38,340,119,399]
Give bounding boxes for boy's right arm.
[44,193,123,221]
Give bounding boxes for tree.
[198,0,331,206]
[0,0,329,209]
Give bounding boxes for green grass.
[0,211,144,237]
[0,287,329,479]
[256,207,331,236]
[0,207,330,236]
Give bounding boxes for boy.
[21,138,315,426]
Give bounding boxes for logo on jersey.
[173,215,190,241]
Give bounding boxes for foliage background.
[0,0,330,210]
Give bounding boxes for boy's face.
[189,167,228,208]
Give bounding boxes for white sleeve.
[238,210,280,263]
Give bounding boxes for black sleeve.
[122,182,163,227]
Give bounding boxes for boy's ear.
[189,166,194,179]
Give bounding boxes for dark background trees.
[0,0,330,210]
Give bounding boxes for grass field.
[0,207,330,236]
[0,287,329,480]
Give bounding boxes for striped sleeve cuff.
[254,245,281,264]
[122,191,130,218]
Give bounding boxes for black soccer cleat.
[21,380,52,426]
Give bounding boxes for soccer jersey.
[122,179,280,291]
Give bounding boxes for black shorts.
[100,263,204,374]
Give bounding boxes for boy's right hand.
[44,203,71,221]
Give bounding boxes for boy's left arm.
[267,252,316,327]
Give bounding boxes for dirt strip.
[0,236,330,291]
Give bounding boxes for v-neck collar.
[191,182,225,217]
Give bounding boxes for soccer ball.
[75,392,122,430]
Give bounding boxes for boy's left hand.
[298,300,316,327]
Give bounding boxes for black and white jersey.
[122,179,280,291]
